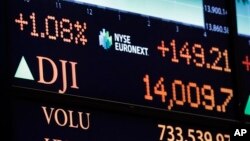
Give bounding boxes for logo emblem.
[99,29,112,49]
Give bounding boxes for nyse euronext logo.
[98,28,149,56]
[99,29,113,49]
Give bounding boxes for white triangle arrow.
[14,56,34,80]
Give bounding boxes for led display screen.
[12,97,237,141]
[235,0,250,119]
[8,0,238,120]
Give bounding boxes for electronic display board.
[11,93,238,141]
[234,0,250,120]
[8,0,239,120]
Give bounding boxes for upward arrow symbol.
[245,95,250,116]
[14,56,34,80]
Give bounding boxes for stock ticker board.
[4,0,250,140]
[11,92,235,141]
[235,0,250,119]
